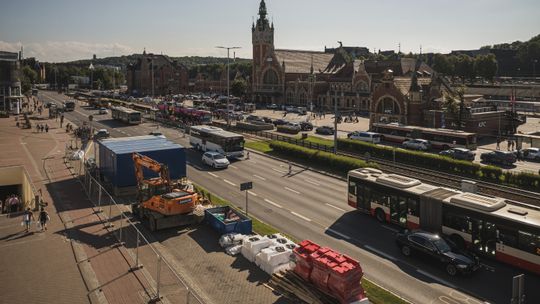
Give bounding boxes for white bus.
[347,167,540,275]
[189,125,244,158]
[111,106,142,125]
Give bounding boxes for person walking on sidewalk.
[288,161,292,175]
[39,208,50,231]
[45,124,49,133]
[22,208,35,233]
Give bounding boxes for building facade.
[0,51,23,114]
[126,51,189,96]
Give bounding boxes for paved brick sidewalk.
[0,112,156,304]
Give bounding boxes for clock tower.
[252,0,274,88]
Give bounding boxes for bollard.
[135,233,140,268]
[186,288,190,304]
[97,186,102,208]
[119,212,124,244]
[107,201,114,228]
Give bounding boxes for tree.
[474,54,498,81]
[432,54,454,75]
[231,78,247,97]
[21,66,38,94]
[454,54,475,83]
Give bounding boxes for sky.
[1,0,539,63]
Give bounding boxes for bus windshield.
[222,137,244,152]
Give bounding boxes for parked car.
[285,105,296,112]
[267,103,278,110]
[202,152,230,169]
[316,126,335,135]
[396,230,480,276]
[518,147,540,161]
[262,117,273,123]
[285,122,302,131]
[347,131,382,144]
[299,121,313,131]
[439,147,475,161]
[98,107,108,115]
[93,129,110,140]
[402,139,431,151]
[273,119,288,126]
[480,150,517,165]
[246,115,264,123]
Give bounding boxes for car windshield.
[432,238,451,253]
[214,154,226,160]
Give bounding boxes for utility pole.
[334,91,338,154]
[216,46,241,128]
[89,63,95,91]
[151,57,155,98]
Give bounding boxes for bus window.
[407,197,419,216]
[518,231,540,256]
[348,181,357,196]
[371,187,390,208]
[498,228,518,247]
[443,212,472,233]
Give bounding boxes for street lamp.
[216,45,241,127]
[89,63,95,91]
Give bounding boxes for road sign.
[240,181,253,191]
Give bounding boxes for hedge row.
[336,138,540,191]
[269,141,376,172]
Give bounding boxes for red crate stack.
[327,255,365,303]
[292,240,320,281]
[310,251,338,292]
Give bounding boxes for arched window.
[376,97,400,115]
[263,69,278,85]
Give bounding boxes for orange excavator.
[132,152,199,231]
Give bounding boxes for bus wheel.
[375,209,386,223]
[450,234,465,249]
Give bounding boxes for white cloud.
[0,41,135,62]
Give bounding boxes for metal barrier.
[66,148,204,304]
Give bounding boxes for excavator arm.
[132,152,171,188]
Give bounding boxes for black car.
[396,230,480,276]
[480,150,517,166]
[439,148,475,161]
[262,117,273,123]
[300,121,313,131]
[273,119,288,126]
[315,126,334,135]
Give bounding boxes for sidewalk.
[0,113,155,304]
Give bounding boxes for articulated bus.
[189,125,244,158]
[111,106,142,125]
[347,168,540,274]
[371,123,477,150]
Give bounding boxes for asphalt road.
[40,91,540,304]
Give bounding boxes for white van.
[347,131,382,144]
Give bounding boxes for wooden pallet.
[267,271,340,304]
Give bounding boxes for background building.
[0,51,23,114]
[126,50,189,96]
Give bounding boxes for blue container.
[204,206,252,235]
[97,135,186,188]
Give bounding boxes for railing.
[65,144,205,304]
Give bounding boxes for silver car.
[202,152,230,169]
[403,139,431,151]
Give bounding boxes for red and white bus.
[157,103,212,124]
[347,168,540,274]
[371,122,477,150]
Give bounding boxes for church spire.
[259,0,267,19]
[256,0,270,30]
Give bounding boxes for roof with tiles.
[274,49,334,74]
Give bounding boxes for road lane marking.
[264,199,282,208]
[229,165,238,169]
[247,191,258,196]
[381,225,399,233]
[253,174,266,181]
[272,168,287,174]
[364,245,397,262]
[284,187,300,194]
[304,178,321,186]
[291,211,311,222]
[325,203,345,212]
[325,228,351,240]
[416,269,457,289]
[207,172,219,178]
[223,179,236,186]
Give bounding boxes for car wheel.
[401,245,411,257]
[375,209,386,223]
[446,264,458,276]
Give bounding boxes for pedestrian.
[60,114,64,128]
[22,208,34,233]
[38,208,50,231]
[288,161,292,175]
[496,138,500,150]
[246,151,250,160]
[39,124,44,132]
[36,123,40,133]
[45,124,49,133]
[9,195,18,213]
